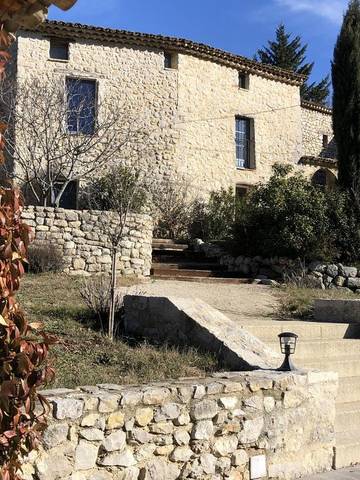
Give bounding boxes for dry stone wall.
[22,206,153,277]
[193,240,360,292]
[22,370,337,480]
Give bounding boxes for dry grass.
[276,285,357,320]
[17,273,219,389]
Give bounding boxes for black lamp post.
[277,332,298,372]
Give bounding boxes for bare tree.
[150,173,197,239]
[0,77,151,206]
[84,164,150,340]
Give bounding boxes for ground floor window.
[53,180,79,209]
[312,169,337,190]
[236,184,250,199]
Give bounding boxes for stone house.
[10,20,336,208]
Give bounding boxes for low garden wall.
[22,207,153,277]
[193,239,360,292]
[22,370,337,480]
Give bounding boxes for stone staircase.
[239,319,360,469]
[151,239,249,284]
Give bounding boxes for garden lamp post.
[277,332,298,372]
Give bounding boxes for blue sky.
[49,0,349,85]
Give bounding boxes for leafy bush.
[234,164,336,260]
[189,188,240,242]
[79,275,144,335]
[28,243,65,273]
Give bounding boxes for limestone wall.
[14,31,308,200]
[176,55,303,196]
[22,206,153,276]
[22,370,337,480]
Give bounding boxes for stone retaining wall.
[22,370,337,480]
[22,207,153,277]
[193,240,360,292]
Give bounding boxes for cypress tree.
[332,0,360,204]
[256,24,330,105]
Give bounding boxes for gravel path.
[139,279,278,323]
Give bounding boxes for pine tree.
[256,24,330,105]
[332,0,360,204]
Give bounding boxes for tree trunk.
[108,248,117,341]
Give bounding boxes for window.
[164,52,177,69]
[239,73,249,89]
[236,185,249,199]
[66,78,97,135]
[322,134,329,148]
[49,39,69,61]
[53,180,79,209]
[312,169,327,188]
[235,117,254,169]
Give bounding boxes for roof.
[23,20,306,87]
[301,100,332,115]
[299,156,337,168]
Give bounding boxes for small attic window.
[49,39,69,61]
[239,73,250,90]
[164,52,178,69]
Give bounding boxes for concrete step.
[299,356,360,378]
[336,402,360,432]
[267,339,360,361]
[152,262,223,271]
[151,267,231,278]
[150,275,252,285]
[243,323,360,342]
[152,239,188,245]
[335,431,360,469]
[337,377,360,404]
[152,243,189,252]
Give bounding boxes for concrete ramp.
[124,295,281,370]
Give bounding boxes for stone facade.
[301,105,335,160]
[22,370,337,480]
[22,206,153,276]
[10,21,337,202]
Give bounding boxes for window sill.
[164,67,178,71]
[238,87,250,92]
[48,58,69,63]
[236,167,256,171]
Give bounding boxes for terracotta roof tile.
[23,20,306,86]
[299,156,337,168]
[301,100,332,115]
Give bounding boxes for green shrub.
[189,188,240,241]
[234,164,335,260]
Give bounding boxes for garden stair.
[240,319,360,469]
[151,239,250,284]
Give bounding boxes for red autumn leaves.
[0,23,55,480]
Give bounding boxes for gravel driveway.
[138,279,278,323]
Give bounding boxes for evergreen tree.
[332,0,360,205]
[256,24,330,105]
